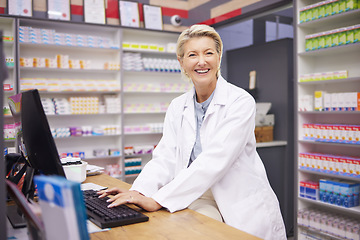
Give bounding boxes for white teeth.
[196,69,209,73]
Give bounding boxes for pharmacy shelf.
[124,153,152,158]
[295,1,360,238]
[36,91,121,95]
[298,111,360,115]
[53,134,121,140]
[3,41,14,46]
[124,111,166,114]
[124,90,185,94]
[298,8,360,29]
[298,225,346,240]
[1,16,183,181]
[84,155,122,161]
[299,168,360,182]
[125,174,140,179]
[1,17,17,154]
[20,67,119,74]
[19,42,120,53]
[46,113,120,117]
[3,91,15,96]
[298,77,360,85]
[124,70,180,75]
[256,141,287,148]
[123,49,175,56]
[298,42,360,57]
[124,132,162,136]
[16,18,123,174]
[122,28,181,183]
[298,197,360,216]
[298,140,360,148]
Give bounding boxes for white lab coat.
[130,76,286,240]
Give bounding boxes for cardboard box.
[255,126,274,142]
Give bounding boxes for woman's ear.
[177,57,184,69]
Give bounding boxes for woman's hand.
[97,188,162,212]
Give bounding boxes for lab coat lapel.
[203,76,227,119]
[182,89,196,131]
[180,89,196,168]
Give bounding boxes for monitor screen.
[8,89,65,177]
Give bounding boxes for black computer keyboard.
[82,190,149,229]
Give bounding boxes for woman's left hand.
[105,189,162,212]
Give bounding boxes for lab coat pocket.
[231,190,285,240]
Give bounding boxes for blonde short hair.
[176,24,223,79]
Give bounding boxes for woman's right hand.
[97,187,127,198]
[96,187,162,212]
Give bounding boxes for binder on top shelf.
[34,175,89,240]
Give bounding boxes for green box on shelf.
[318,3,326,18]
[306,7,313,21]
[332,0,340,14]
[299,9,307,23]
[354,25,360,42]
[325,1,333,16]
[318,33,326,49]
[312,5,319,20]
[324,31,332,47]
[346,0,358,11]
[346,26,354,44]
[338,28,347,45]
[312,35,319,50]
[331,30,339,47]
[339,0,347,13]
[305,35,314,51]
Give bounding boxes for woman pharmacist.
[99,24,286,240]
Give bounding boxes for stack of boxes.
[299,0,359,24]
[124,158,142,177]
[298,208,360,239]
[18,26,118,49]
[298,152,360,176]
[302,123,360,144]
[305,24,360,52]
[254,103,275,142]
[299,181,320,200]
[314,91,359,112]
[319,179,360,208]
[20,78,120,92]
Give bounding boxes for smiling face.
[178,36,220,102]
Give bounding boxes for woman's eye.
[206,52,213,55]
[188,53,196,57]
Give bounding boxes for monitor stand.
[7,205,27,228]
[6,164,36,229]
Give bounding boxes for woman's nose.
[197,55,206,65]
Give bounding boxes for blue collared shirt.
[188,90,215,166]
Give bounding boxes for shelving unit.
[121,28,190,182]
[1,17,17,153]
[1,16,188,182]
[295,1,360,239]
[17,19,123,171]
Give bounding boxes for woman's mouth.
[195,69,209,74]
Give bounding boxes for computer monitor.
[9,89,65,176]
[7,89,66,228]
